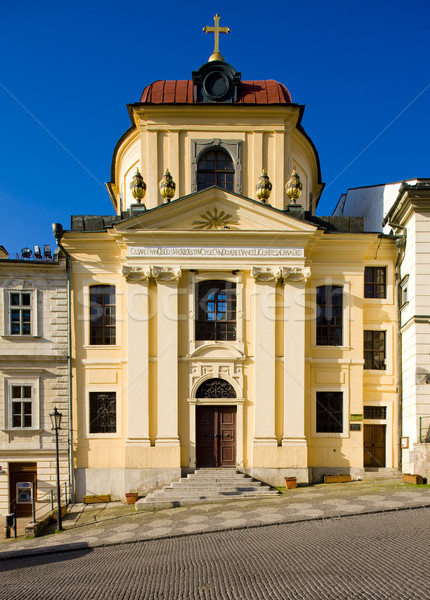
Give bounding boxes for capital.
[151,266,182,282]
[122,265,151,282]
[282,266,311,282]
[251,266,281,282]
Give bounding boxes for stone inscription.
[129,247,304,258]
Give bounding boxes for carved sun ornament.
[192,207,239,230]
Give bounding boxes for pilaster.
[251,266,280,446]
[152,266,182,446]
[122,266,151,446]
[282,266,310,447]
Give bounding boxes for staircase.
[362,468,402,481]
[135,469,280,510]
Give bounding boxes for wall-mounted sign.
[129,247,305,259]
[401,437,409,449]
[349,414,363,422]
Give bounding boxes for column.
[152,266,182,446]
[251,266,280,446]
[282,266,310,446]
[122,266,151,446]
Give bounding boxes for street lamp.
[50,407,63,531]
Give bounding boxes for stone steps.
[136,469,279,510]
[362,468,402,480]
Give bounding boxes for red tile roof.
[140,80,292,104]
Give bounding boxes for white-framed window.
[400,274,409,308]
[3,377,40,431]
[2,289,38,337]
[187,271,244,356]
[363,323,394,375]
[312,386,349,438]
[80,278,121,349]
[311,279,351,349]
[363,262,395,305]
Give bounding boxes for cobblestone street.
[2,507,430,599]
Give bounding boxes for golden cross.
[203,14,231,62]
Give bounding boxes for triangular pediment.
[114,187,317,233]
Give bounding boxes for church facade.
[57,45,399,499]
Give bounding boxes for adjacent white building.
[334,179,430,475]
[0,248,71,520]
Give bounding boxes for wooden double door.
[364,425,386,467]
[196,406,236,467]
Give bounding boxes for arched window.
[195,280,236,341]
[196,378,236,398]
[197,149,235,192]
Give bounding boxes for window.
[364,331,386,370]
[400,274,409,307]
[196,378,236,398]
[195,280,236,341]
[89,285,116,345]
[316,285,343,346]
[89,392,116,433]
[10,292,32,335]
[364,267,386,298]
[364,406,387,420]
[11,385,33,428]
[197,150,235,192]
[316,391,343,433]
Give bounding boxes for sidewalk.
[1,480,429,561]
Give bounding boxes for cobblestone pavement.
[1,508,430,599]
[0,481,429,561]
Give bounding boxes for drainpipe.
[52,223,74,504]
[385,222,407,472]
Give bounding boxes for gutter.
[386,221,407,472]
[52,223,74,503]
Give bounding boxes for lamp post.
[50,407,63,531]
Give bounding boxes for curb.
[1,502,429,562]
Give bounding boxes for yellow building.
[57,44,399,499]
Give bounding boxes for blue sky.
[1,0,429,254]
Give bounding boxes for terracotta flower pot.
[284,477,297,489]
[125,492,139,504]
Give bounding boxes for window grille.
[89,392,116,433]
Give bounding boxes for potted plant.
[284,476,297,489]
[125,491,139,504]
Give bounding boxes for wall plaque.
[129,247,304,259]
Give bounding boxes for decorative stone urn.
[159,169,176,202]
[129,169,146,203]
[285,168,303,204]
[256,169,272,203]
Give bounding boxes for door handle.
[214,434,221,439]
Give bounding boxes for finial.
[203,14,231,62]
[285,168,303,204]
[159,169,176,202]
[130,168,147,203]
[256,169,272,203]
